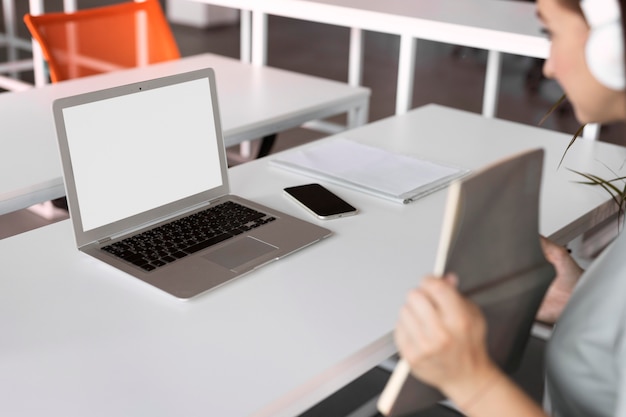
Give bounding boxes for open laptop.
[52,68,331,299]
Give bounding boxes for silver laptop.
[52,68,331,299]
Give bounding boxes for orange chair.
[23,0,180,83]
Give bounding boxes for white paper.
[271,138,469,203]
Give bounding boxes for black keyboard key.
[129,257,149,267]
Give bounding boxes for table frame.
[183,0,600,138]
[186,0,548,115]
[0,0,35,91]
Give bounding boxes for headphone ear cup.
[585,21,626,90]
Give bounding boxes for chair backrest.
[23,0,180,83]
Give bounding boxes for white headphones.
[580,0,625,90]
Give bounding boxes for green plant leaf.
[569,169,626,227]
[537,94,586,170]
[557,124,586,169]
[541,94,625,232]
[539,94,568,126]
[569,169,621,193]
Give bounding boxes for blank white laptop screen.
[61,77,223,232]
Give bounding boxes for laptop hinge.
[97,237,112,245]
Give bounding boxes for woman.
[394,0,626,416]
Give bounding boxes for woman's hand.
[536,236,584,324]
[394,275,501,406]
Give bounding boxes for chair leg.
[256,134,277,158]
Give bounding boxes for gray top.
[546,229,626,417]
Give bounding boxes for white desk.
[184,0,549,117]
[0,52,369,215]
[1,105,622,417]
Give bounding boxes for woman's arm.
[394,276,548,417]
[536,236,584,324]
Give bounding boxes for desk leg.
[251,10,267,66]
[348,98,370,129]
[348,27,364,87]
[241,10,268,158]
[63,0,76,12]
[347,27,365,128]
[28,0,42,15]
[31,42,47,86]
[482,49,502,118]
[2,0,18,78]
[240,10,252,63]
[29,0,49,86]
[395,35,416,115]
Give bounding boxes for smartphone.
[284,183,358,220]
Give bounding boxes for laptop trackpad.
[203,236,277,271]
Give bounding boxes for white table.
[184,0,549,118]
[1,104,622,417]
[0,52,369,215]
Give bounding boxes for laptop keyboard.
[101,201,276,272]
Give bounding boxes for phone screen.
[284,183,358,219]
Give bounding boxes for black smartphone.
[284,183,358,220]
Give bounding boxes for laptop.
[52,68,331,299]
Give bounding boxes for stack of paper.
[270,138,469,204]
